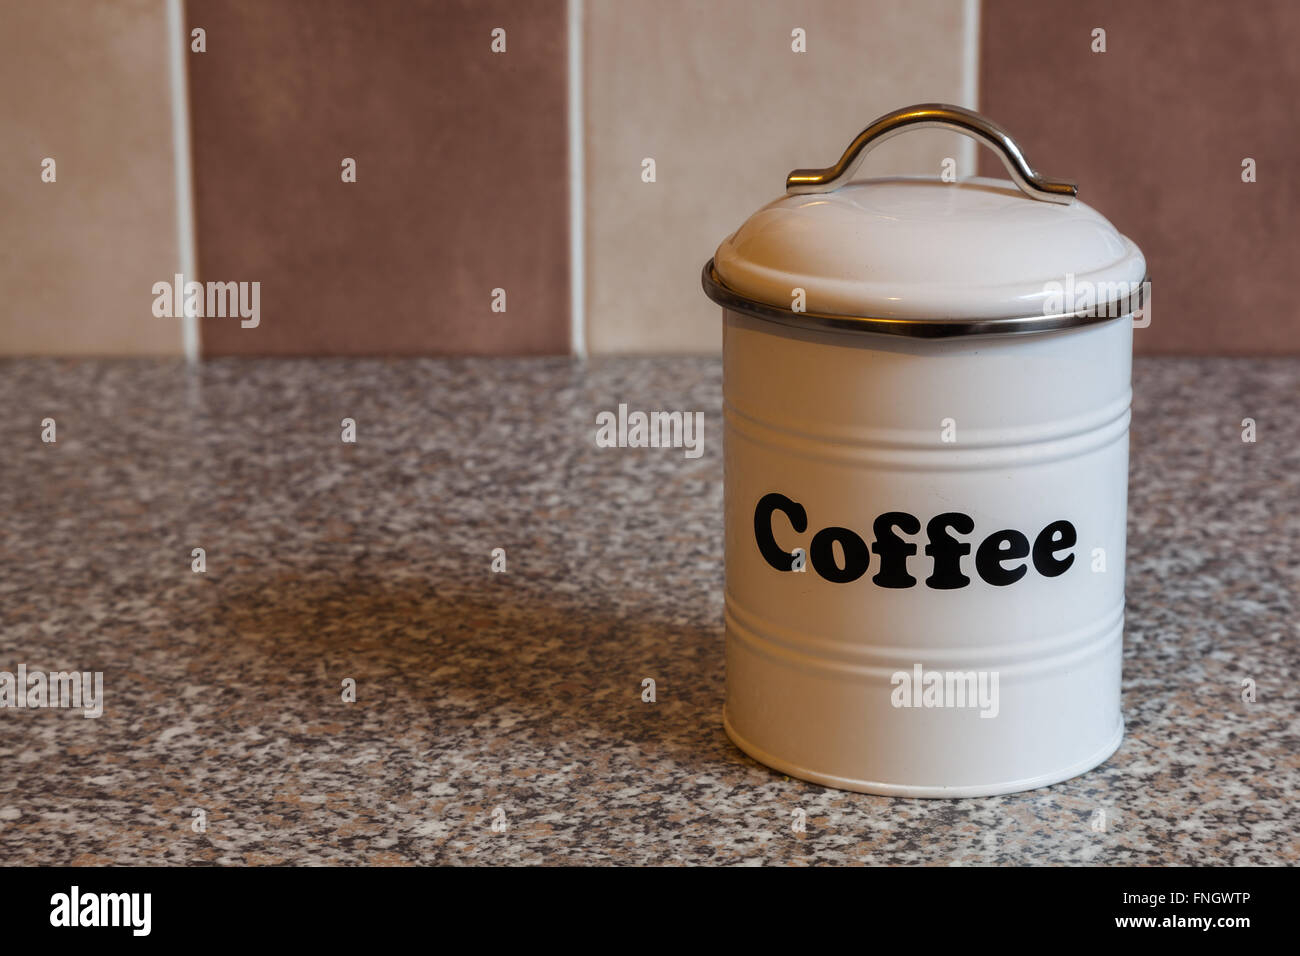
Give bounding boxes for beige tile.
[584,0,973,353]
[0,0,181,355]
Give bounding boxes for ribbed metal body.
[722,311,1131,796]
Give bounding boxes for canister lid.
[704,105,1147,337]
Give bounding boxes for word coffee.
[754,492,1077,588]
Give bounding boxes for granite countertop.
[0,356,1296,865]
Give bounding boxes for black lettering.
[924,512,974,589]
[810,527,870,583]
[754,493,807,571]
[976,529,1030,586]
[1032,520,1076,577]
[871,512,920,588]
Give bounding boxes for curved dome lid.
[703,104,1147,338]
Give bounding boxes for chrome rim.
[701,260,1148,339]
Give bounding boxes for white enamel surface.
[714,177,1146,320]
[721,312,1132,796]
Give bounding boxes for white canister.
[703,105,1147,797]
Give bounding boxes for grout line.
[567,0,586,358]
[960,0,981,178]
[167,0,199,363]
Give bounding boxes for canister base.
[723,709,1124,799]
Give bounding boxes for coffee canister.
[703,104,1147,797]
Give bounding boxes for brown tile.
[0,0,181,355]
[584,0,974,353]
[979,0,1300,355]
[187,0,569,356]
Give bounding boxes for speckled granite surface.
[0,356,1296,866]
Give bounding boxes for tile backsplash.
[1,0,1295,356]
[186,0,570,356]
[0,0,181,356]
[979,0,1300,356]
[583,0,973,353]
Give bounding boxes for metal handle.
[786,103,1077,204]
